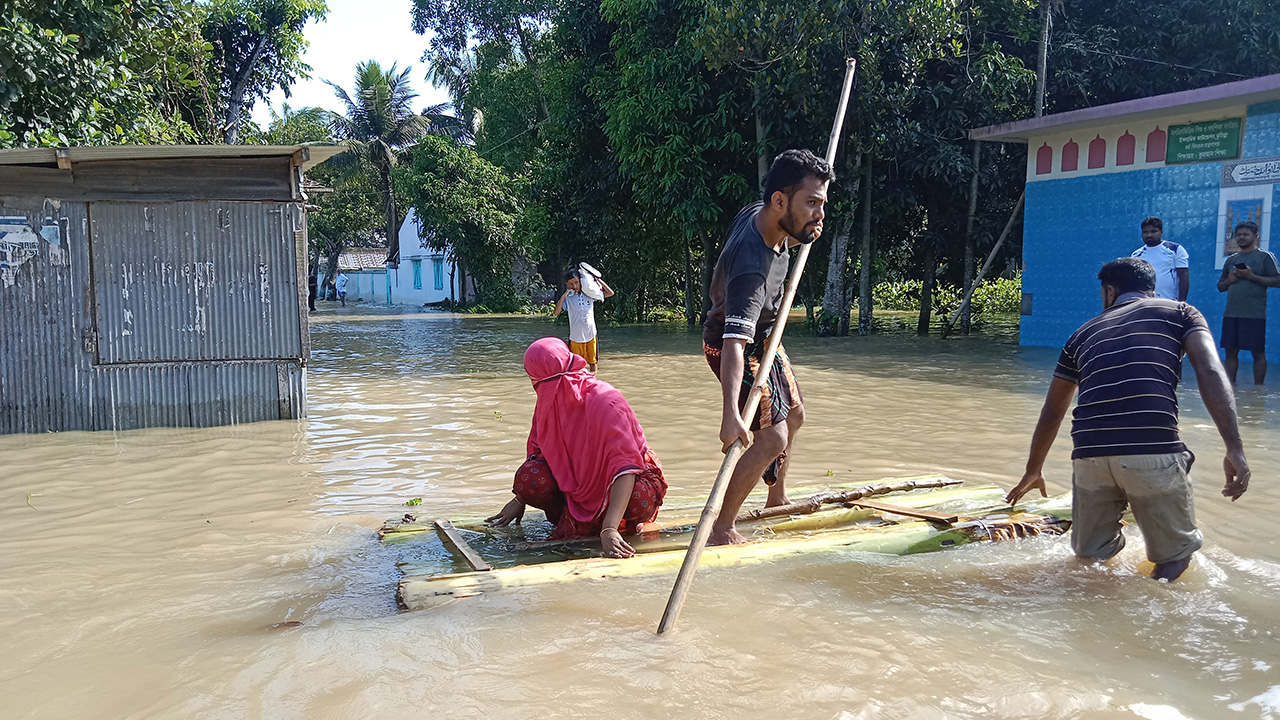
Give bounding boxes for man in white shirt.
[1131,217,1189,301]
[553,269,614,372]
[335,271,349,306]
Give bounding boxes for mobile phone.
[1235,262,1248,270]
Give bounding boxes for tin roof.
[970,74,1280,143]
[339,247,390,270]
[0,144,346,171]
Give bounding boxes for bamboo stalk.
[734,476,961,523]
[509,477,967,552]
[398,498,1073,610]
[657,58,859,635]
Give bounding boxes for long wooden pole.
[656,58,858,635]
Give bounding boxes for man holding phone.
[1217,221,1280,384]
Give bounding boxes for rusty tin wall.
[0,198,307,434]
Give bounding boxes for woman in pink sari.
[487,338,668,557]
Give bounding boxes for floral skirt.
[513,448,667,539]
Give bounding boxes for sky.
[251,0,452,127]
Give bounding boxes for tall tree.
[0,0,217,147]
[397,136,526,308]
[203,0,327,144]
[327,61,435,266]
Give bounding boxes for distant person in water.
[702,149,833,545]
[554,269,614,373]
[1130,217,1189,301]
[1007,257,1249,582]
[335,271,349,306]
[1216,221,1279,385]
[487,338,667,558]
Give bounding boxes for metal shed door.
[89,201,303,364]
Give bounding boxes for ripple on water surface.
[1,307,1278,719]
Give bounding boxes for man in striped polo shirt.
[1007,257,1250,582]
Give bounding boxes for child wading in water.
[554,268,613,373]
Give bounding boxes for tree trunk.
[857,158,874,336]
[514,22,552,124]
[323,240,342,299]
[962,142,980,335]
[222,33,270,144]
[382,165,400,266]
[821,156,864,337]
[700,232,716,324]
[450,258,457,302]
[1035,0,1051,117]
[818,222,850,336]
[917,236,937,336]
[684,235,696,326]
[754,81,767,191]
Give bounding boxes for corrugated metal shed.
[0,144,336,434]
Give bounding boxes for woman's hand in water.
[486,497,526,526]
[600,527,635,558]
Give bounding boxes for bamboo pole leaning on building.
[656,58,859,636]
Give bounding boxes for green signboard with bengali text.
[1167,118,1242,164]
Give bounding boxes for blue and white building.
[972,74,1280,350]
[390,208,466,306]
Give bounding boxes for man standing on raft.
[703,149,833,545]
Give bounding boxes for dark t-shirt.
[1054,295,1210,459]
[1220,248,1279,319]
[703,203,791,349]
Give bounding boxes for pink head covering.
[523,338,649,523]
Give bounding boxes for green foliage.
[0,1,217,147]
[872,275,1021,317]
[397,136,527,310]
[202,0,328,143]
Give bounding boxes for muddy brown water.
[2,307,1278,719]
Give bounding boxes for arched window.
[1146,127,1167,163]
[1116,132,1136,166]
[1062,139,1079,172]
[1088,135,1107,169]
[1036,143,1053,175]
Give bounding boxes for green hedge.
[871,275,1021,316]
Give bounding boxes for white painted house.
[390,208,466,305]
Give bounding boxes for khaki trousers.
[1071,452,1202,564]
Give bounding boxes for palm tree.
[326,61,436,266]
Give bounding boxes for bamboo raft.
[381,474,1073,610]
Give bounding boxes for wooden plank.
[435,519,492,572]
[55,148,72,170]
[848,498,957,524]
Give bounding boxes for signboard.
[1222,155,1280,187]
[1167,118,1242,164]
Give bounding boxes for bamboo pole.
[656,58,859,635]
[398,497,1074,610]
[509,477,968,552]
[940,190,1025,338]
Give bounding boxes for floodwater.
[3,308,1279,720]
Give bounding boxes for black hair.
[1098,257,1156,294]
[762,149,835,204]
[1235,221,1260,235]
[565,269,579,281]
[1140,216,1162,231]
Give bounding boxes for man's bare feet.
[707,526,750,545]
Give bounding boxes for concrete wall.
[1021,100,1280,350]
[390,208,457,306]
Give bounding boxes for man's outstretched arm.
[1184,330,1251,500]
[1006,376,1077,504]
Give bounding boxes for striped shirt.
[1054,293,1210,459]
